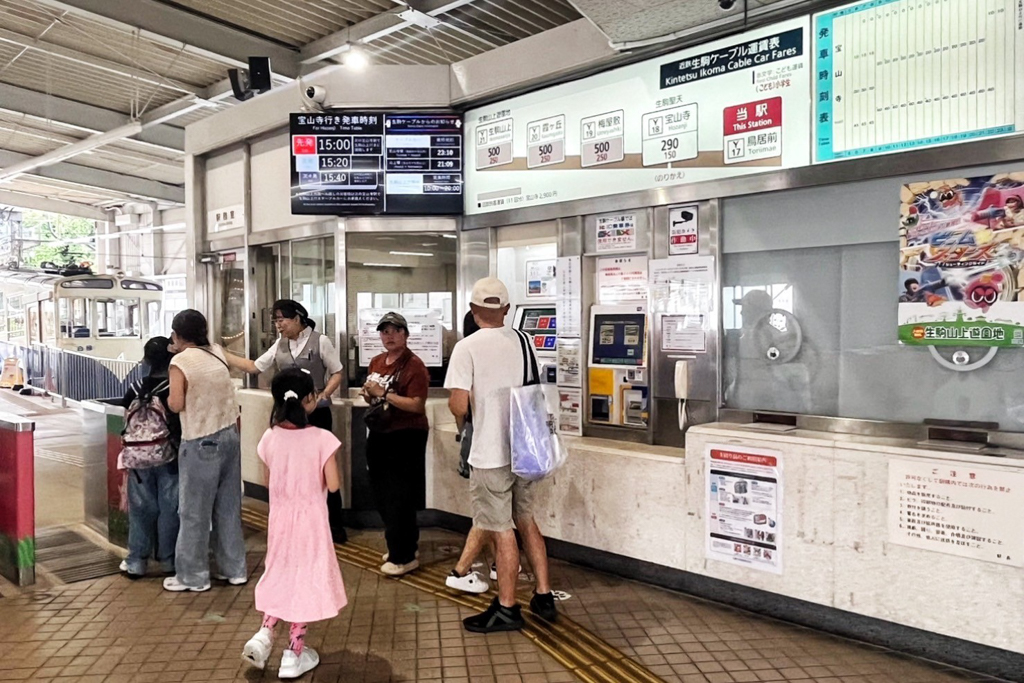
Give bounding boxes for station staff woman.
[226,299,346,541]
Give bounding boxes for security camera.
[304,85,327,104]
[718,0,736,9]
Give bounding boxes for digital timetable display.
[290,111,463,215]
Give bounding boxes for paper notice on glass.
[557,387,583,436]
[662,314,706,353]
[358,308,443,367]
[556,255,582,338]
[556,338,582,386]
[650,255,714,284]
[706,444,782,574]
[650,255,714,315]
[595,213,637,252]
[526,258,557,298]
[597,255,649,303]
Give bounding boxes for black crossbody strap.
[515,330,540,387]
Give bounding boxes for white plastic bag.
[510,331,566,481]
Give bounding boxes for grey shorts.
[469,465,536,532]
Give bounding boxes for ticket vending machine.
[513,304,558,383]
[588,304,648,428]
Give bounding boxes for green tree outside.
[18,211,96,268]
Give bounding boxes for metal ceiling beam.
[0,123,143,181]
[0,26,205,97]
[28,0,301,78]
[300,0,477,64]
[0,188,108,221]
[0,83,184,152]
[0,149,184,204]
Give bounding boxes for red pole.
[0,413,35,586]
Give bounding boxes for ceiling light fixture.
[363,262,404,268]
[390,250,433,257]
[345,48,369,70]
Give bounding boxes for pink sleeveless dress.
[255,426,347,623]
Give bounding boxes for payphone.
[588,304,648,428]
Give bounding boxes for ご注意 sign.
[888,459,1024,566]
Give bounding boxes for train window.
[59,298,90,338]
[60,278,114,289]
[42,300,55,345]
[27,305,39,345]
[94,298,141,338]
[147,301,161,336]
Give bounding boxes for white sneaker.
[380,559,419,576]
[445,570,490,594]
[242,627,273,669]
[119,560,128,572]
[278,647,319,679]
[489,563,522,582]
[162,576,210,592]
[213,573,248,585]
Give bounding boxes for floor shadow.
[241,649,398,682]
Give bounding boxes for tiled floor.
[0,507,1011,682]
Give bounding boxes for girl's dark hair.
[273,299,315,330]
[463,309,480,337]
[143,336,173,374]
[171,309,210,346]
[270,367,315,428]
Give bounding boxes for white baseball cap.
[470,277,510,309]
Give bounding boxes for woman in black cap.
[361,311,431,577]
[225,299,346,542]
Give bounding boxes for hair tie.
[284,390,298,400]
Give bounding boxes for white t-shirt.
[253,326,343,375]
[444,326,536,469]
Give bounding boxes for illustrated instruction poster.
[814,0,1024,163]
[889,459,1024,566]
[898,172,1024,347]
[357,308,443,366]
[556,338,581,386]
[706,445,782,574]
[526,259,557,297]
[465,17,811,215]
[557,387,583,436]
[668,204,699,255]
[595,214,637,252]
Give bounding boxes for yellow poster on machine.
[589,368,614,396]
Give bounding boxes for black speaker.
[248,57,272,93]
[228,68,253,101]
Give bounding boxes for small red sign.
[292,135,316,155]
[538,317,551,329]
[711,448,777,467]
[723,97,783,136]
[670,234,697,245]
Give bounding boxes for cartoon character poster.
[899,173,1024,348]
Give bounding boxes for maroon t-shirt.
[366,348,430,432]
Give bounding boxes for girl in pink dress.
[242,368,347,679]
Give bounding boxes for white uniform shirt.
[253,326,343,376]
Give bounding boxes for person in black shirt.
[119,336,181,579]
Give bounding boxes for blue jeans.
[126,461,180,575]
[174,425,247,587]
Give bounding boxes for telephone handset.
[675,360,689,431]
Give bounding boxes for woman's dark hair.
[270,367,316,428]
[273,299,315,330]
[143,336,173,375]
[463,310,480,337]
[171,309,210,346]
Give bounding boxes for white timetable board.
[814,0,1024,162]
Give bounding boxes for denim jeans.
[174,425,247,587]
[126,461,179,575]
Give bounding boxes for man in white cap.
[445,277,557,633]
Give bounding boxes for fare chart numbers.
[642,103,698,166]
[527,115,566,168]
[475,118,514,169]
[290,112,463,216]
[814,0,1023,162]
[580,110,625,167]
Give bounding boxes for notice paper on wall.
[556,255,582,337]
[595,214,637,252]
[662,314,706,353]
[649,255,714,316]
[557,386,583,436]
[357,308,443,367]
[556,338,582,386]
[526,258,557,298]
[888,459,1024,566]
[597,255,649,304]
[706,444,783,574]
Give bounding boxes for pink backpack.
[119,380,175,469]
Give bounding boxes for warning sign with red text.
[706,444,783,574]
[723,97,783,165]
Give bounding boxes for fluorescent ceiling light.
[442,234,457,239]
[390,250,433,257]
[363,262,404,268]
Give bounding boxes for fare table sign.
[290,112,463,215]
[888,459,1024,566]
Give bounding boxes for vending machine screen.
[516,306,557,352]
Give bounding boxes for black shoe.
[331,527,348,544]
[463,597,525,633]
[530,592,558,623]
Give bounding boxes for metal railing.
[0,341,142,403]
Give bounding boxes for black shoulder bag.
[363,355,411,433]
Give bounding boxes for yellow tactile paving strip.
[240,508,665,683]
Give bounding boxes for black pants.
[366,428,428,565]
[310,406,347,544]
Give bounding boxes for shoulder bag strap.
[515,330,540,387]
[196,346,230,370]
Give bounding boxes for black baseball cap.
[376,312,409,332]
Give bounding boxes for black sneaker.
[530,592,558,623]
[463,597,525,633]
